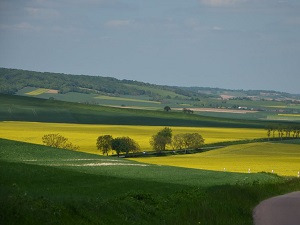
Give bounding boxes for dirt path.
[253,191,300,225]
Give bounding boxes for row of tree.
[149,127,204,153]
[96,127,205,156]
[163,106,194,114]
[266,126,300,140]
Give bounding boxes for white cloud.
[104,20,130,28]
[25,7,60,18]
[1,22,41,32]
[201,0,245,7]
[212,26,224,31]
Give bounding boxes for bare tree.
[42,134,79,150]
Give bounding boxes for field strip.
[94,95,161,104]
[131,142,300,176]
[22,159,122,162]
[172,107,257,114]
[49,163,149,167]
[26,88,49,96]
[278,114,300,117]
[21,160,149,167]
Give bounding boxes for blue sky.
[1,0,300,94]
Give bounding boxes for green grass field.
[266,114,300,121]
[131,142,300,176]
[94,95,161,104]
[4,138,300,225]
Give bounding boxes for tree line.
[96,127,204,156]
[42,128,205,156]
[96,135,140,157]
[266,125,300,140]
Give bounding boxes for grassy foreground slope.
[1,138,290,225]
[132,142,300,176]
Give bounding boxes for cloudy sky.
[1,0,300,94]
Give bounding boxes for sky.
[0,0,300,94]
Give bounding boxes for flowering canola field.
[0,121,266,154]
[131,142,300,177]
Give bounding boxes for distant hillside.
[182,87,300,101]
[0,68,198,99]
[1,68,299,105]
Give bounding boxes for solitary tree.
[42,133,79,150]
[96,135,113,156]
[150,127,172,152]
[111,137,140,157]
[164,106,171,112]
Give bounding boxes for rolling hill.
[1,93,295,128]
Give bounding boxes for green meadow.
[2,138,300,225]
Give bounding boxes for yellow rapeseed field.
[131,142,300,176]
[26,88,49,96]
[278,114,300,117]
[0,121,266,155]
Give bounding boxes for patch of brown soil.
[46,89,58,94]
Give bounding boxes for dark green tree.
[111,137,140,157]
[96,135,113,156]
[164,106,171,112]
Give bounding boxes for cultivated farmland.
[132,142,300,176]
[1,88,300,224]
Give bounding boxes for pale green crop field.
[267,114,300,121]
[94,95,161,104]
[0,121,266,154]
[131,142,300,176]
